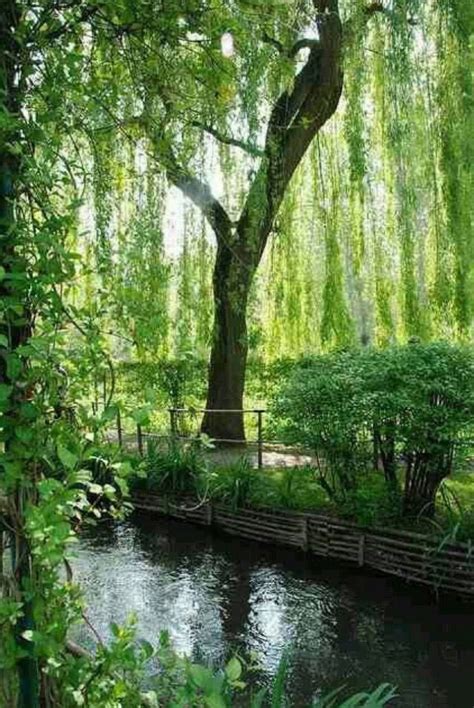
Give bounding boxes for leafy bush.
[339,473,403,527]
[270,351,375,503]
[367,342,474,516]
[117,357,208,411]
[271,342,474,518]
[55,620,395,707]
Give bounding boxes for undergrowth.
[125,441,474,541]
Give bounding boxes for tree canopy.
[43,0,474,435]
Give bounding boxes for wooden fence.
[132,490,474,598]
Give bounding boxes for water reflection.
[71,513,474,707]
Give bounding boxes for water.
[72,512,474,707]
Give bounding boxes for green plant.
[134,440,207,497]
[210,457,255,510]
[340,473,403,527]
[271,351,375,503]
[314,683,397,707]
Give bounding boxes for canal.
[73,512,474,707]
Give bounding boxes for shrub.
[270,351,374,503]
[271,342,474,519]
[368,342,474,517]
[340,473,403,527]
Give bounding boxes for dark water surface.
[73,512,474,707]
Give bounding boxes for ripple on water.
[71,514,474,708]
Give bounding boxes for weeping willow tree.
[75,0,473,439]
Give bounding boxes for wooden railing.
[110,406,474,473]
[117,407,268,468]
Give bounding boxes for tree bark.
[201,246,253,441]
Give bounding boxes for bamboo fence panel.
[131,491,474,597]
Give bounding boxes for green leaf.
[15,426,33,443]
[57,445,78,470]
[189,664,214,691]
[115,477,129,495]
[225,656,242,682]
[250,687,268,708]
[73,469,92,484]
[101,403,119,422]
[131,405,151,426]
[0,334,8,348]
[6,353,22,379]
[140,639,155,660]
[0,384,12,402]
[205,695,226,708]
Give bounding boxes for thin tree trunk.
[403,449,453,518]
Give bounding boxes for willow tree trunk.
[201,246,253,441]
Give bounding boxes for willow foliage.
[66,0,473,359]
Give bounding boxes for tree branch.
[190,121,264,158]
[261,32,286,54]
[237,5,344,263]
[262,32,321,59]
[342,2,388,51]
[289,38,321,58]
[157,142,232,242]
[39,3,100,41]
[364,2,386,16]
